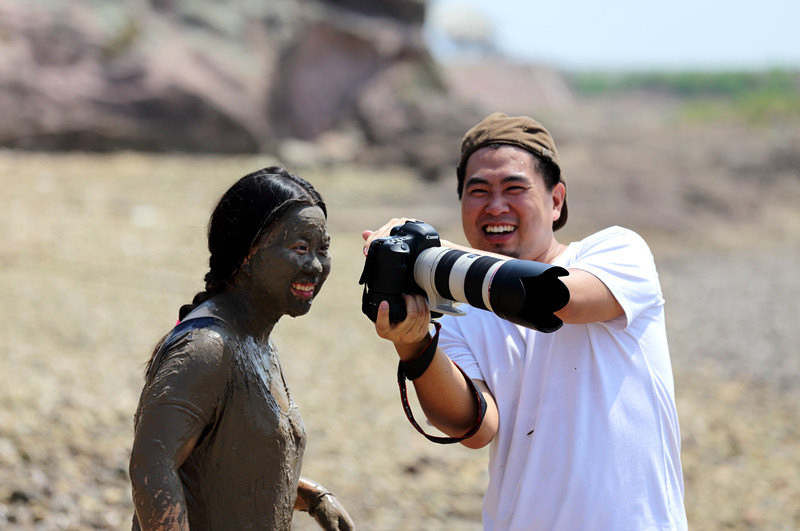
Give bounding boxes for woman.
[129,167,353,530]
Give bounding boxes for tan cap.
[457,112,567,230]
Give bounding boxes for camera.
[359,220,570,333]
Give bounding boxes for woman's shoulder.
[148,317,232,379]
[175,315,228,337]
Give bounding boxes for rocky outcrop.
[0,0,482,175]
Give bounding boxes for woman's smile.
[291,281,316,300]
[245,205,331,318]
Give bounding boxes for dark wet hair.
[179,166,326,321]
[145,166,325,372]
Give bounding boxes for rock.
[355,60,482,179]
[0,0,476,177]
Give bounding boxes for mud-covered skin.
[130,317,305,529]
[130,205,338,530]
[308,495,356,530]
[243,205,331,326]
[295,477,355,531]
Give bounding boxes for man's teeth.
[485,225,516,234]
[292,283,314,292]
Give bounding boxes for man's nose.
[485,193,510,215]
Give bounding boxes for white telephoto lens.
[481,260,506,312]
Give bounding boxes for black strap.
[399,322,441,380]
[397,325,488,444]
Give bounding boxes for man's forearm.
[405,346,487,437]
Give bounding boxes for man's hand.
[361,217,417,256]
[363,218,434,360]
[375,294,432,361]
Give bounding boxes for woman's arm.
[129,408,203,530]
[130,330,226,530]
[294,477,355,530]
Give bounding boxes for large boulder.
[0,0,482,175]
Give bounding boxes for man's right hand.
[374,294,432,361]
[375,293,500,449]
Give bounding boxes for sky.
[425,0,800,71]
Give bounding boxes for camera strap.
[397,323,488,444]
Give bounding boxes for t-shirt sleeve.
[567,227,664,331]
[134,328,228,450]
[438,314,486,382]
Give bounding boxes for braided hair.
[147,166,326,371]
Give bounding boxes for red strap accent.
[397,358,487,445]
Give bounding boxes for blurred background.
[1,0,798,528]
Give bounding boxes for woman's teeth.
[292,283,314,294]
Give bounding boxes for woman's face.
[245,205,331,318]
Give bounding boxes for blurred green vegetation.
[570,70,800,124]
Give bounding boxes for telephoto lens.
[414,247,570,333]
[359,220,570,332]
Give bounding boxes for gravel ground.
[0,110,798,529]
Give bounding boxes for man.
[362,112,687,529]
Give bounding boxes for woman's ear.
[241,254,252,275]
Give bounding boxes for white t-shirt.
[439,226,687,530]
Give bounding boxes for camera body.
[359,220,570,332]
[359,220,443,323]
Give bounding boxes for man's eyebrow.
[464,174,530,187]
[464,176,489,187]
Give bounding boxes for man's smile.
[483,224,517,234]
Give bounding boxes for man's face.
[460,145,564,261]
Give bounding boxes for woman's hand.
[308,493,355,531]
[296,477,355,530]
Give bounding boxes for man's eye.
[506,186,527,194]
[294,243,309,253]
[467,188,488,197]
